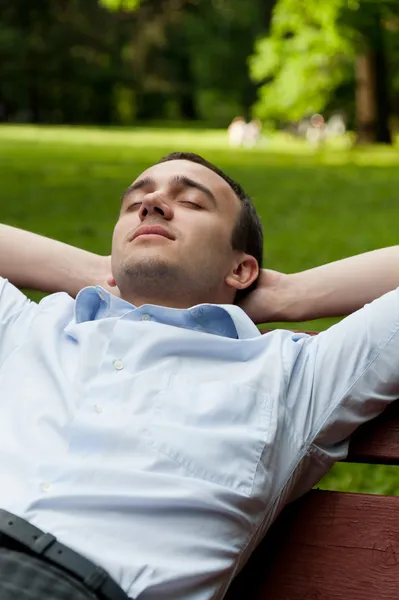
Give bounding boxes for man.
[1,151,399,600]
[227,116,247,148]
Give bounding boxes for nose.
[138,192,173,222]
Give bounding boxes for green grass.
[2,123,399,494]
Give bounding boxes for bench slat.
[348,402,399,463]
[226,490,399,600]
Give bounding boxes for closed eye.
[126,202,141,211]
[179,200,203,209]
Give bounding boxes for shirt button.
[113,359,124,370]
[94,404,104,414]
[40,482,51,492]
[140,314,152,321]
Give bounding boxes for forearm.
[278,246,399,321]
[0,224,106,297]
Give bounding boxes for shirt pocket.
[146,375,276,497]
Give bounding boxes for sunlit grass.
[2,124,399,493]
[3,123,399,160]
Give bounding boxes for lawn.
[2,123,399,494]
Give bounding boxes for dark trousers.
[0,547,98,599]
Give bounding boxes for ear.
[225,254,259,292]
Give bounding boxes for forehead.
[134,159,240,210]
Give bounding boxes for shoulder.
[0,277,76,325]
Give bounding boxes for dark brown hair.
[157,152,263,302]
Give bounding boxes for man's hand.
[239,269,288,324]
[241,246,399,325]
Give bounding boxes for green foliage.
[250,0,355,121]
[0,0,273,126]
[0,1,139,125]
[3,0,399,127]
[99,0,141,10]
[177,0,272,121]
[251,0,399,123]
[129,0,272,123]
[3,124,399,494]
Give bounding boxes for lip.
[131,225,174,241]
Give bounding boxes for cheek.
[111,225,119,250]
[111,220,126,255]
[200,221,232,249]
[113,213,134,241]
[188,226,232,263]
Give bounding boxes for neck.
[116,263,234,308]
[119,285,235,310]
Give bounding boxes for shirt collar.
[74,286,133,323]
[74,287,260,340]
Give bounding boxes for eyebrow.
[122,175,217,206]
[122,177,154,201]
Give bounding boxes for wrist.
[270,273,307,322]
[85,254,110,290]
[252,270,296,323]
[56,250,107,298]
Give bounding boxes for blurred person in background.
[243,119,262,148]
[306,113,326,148]
[227,116,247,147]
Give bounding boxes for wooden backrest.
[224,330,399,600]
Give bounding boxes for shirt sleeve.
[0,277,37,366]
[285,287,399,461]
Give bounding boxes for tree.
[250,0,353,123]
[180,0,276,122]
[342,0,395,143]
[0,0,139,124]
[251,0,399,143]
[127,0,275,123]
[0,0,273,125]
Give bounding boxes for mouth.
[131,225,174,241]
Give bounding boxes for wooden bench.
[225,329,399,600]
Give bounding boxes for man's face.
[111,159,243,306]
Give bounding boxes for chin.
[122,256,178,281]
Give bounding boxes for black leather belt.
[0,509,131,600]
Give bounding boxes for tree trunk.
[355,7,391,145]
[179,92,197,120]
[177,51,197,120]
[373,15,392,144]
[355,53,377,144]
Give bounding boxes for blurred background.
[2,0,399,139]
[2,0,399,493]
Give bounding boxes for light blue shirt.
[1,277,399,599]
